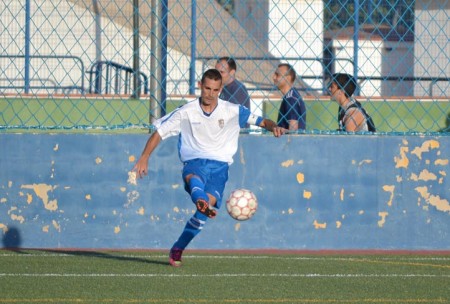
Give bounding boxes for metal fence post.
[24,0,31,94]
[353,0,360,96]
[189,0,197,95]
[132,0,140,99]
[150,0,165,123]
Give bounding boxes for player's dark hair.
[278,63,296,82]
[332,73,356,97]
[202,69,222,84]
[217,56,237,71]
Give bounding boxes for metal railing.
[0,55,85,94]
[87,61,149,96]
[198,56,449,96]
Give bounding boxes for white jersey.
[153,98,262,164]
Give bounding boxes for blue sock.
[189,176,208,203]
[172,211,208,250]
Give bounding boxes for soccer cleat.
[169,247,183,267]
[196,199,217,218]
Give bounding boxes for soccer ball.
[226,189,258,221]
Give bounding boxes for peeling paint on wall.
[234,222,241,231]
[0,223,8,233]
[410,169,437,181]
[394,146,409,168]
[378,212,388,227]
[303,190,312,199]
[296,172,304,184]
[10,213,25,224]
[435,159,449,166]
[150,215,160,221]
[52,220,61,232]
[137,207,145,215]
[26,193,32,204]
[21,184,58,211]
[239,146,245,165]
[127,171,137,185]
[50,161,55,179]
[125,190,139,207]
[358,159,372,166]
[382,185,395,206]
[0,134,448,250]
[391,138,449,217]
[415,186,450,213]
[281,160,294,167]
[411,140,440,160]
[313,220,326,229]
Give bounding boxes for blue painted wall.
[0,133,449,250]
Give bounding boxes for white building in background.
[324,24,414,97]
[268,0,325,93]
[1,0,447,98]
[254,0,420,98]
[414,0,450,97]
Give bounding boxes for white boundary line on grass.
[1,253,450,261]
[1,273,449,278]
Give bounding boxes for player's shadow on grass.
[41,249,169,266]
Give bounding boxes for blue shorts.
[182,158,229,209]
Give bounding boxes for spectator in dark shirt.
[215,57,251,110]
[273,63,306,130]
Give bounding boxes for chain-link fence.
[0,0,449,133]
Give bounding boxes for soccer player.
[132,69,286,267]
[273,63,307,131]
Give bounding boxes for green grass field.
[1,250,449,303]
[1,97,449,133]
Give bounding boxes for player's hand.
[272,126,287,137]
[132,156,149,178]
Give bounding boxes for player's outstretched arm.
[259,118,287,137]
[133,131,162,178]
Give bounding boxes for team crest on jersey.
[218,119,224,128]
